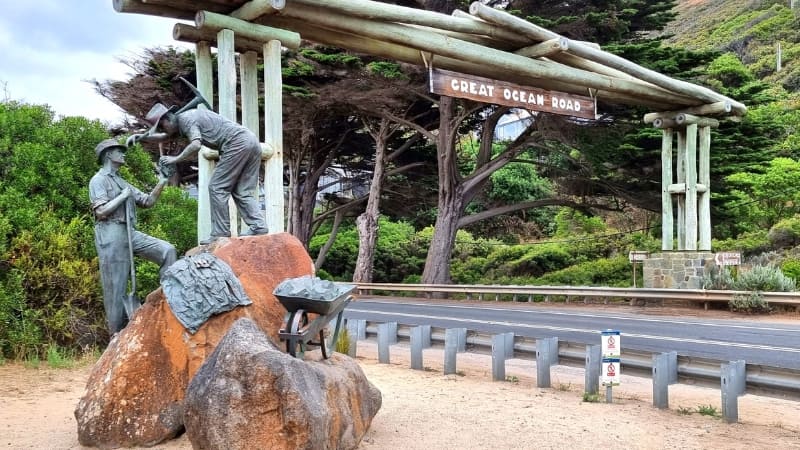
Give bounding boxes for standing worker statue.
[127,102,269,243]
[90,139,177,334]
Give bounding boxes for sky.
[0,1,191,125]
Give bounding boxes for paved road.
[343,299,800,369]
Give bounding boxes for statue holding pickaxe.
[89,138,177,335]
[127,77,269,244]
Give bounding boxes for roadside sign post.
[628,251,649,288]
[600,330,621,403]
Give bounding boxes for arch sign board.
[429,68,597,120]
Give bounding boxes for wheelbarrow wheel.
[285,309,309,357]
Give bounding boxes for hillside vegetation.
[666,0,800,90]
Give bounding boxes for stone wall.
[643,252,715,289]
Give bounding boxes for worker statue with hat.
[89,138,177,334]
[127,100,269,243]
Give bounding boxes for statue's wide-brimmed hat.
[95,138,127,164]
[144,103,179,134]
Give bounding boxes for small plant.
[557,382,572,391]
[334,328,351,355]
[505,375,519,383]
[582,392,601,403]
[46,345,75,369]
[677,406,693,415]
[423,366,437,372]
[456,370,466,377]
[23,354,41,369]
[730,291,771,313]
[696,404,719,417]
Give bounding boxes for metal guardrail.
[361,321,800,401]
[354,283,800,306]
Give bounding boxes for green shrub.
[537,256,631,287]
[702,266,736,290]
[730,292,771,313]
[734,264,796,292]
[0,270,42,360]
[780,258,800,281]
[713,230,771,257]
[767,216,800,249]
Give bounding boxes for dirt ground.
[2,323,799,450]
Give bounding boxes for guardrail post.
[504,332,515,359]
[585,344,601,395]
[667,351,678,385]
[420,324,432,349]
[730,360,746,396]
[492,333,507,381]
[356,319,366,341]
[653,352,670,409]
[536,338,553,388]
[444,328,459,375]
[547,337,559,365]
[387,322,398,344]
[410,326,424,370]
[345,319,358,357]
[377,322,391,364]
[721,361,742,423]
[456,328,467,353]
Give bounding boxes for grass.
[697,404,720,417]
[582,392,601,403]
[677,406,693,415]
[46,345,76,369]
[505,375,519,383]
[556,382,572,392]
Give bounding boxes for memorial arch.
[114,0,746,288]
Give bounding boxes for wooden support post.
[661,128,674,251]
[684,123,698,250]
[698,126,712,251]
[240,51,261,232]
[676,130,686,250]
[263,40,285,233]
[195,41,215,245]
[217,29,240,236]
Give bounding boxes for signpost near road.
[601,329,621,403]
[628,250,649,287]
[715,251,741,266]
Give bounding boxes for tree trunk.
[314,208,344,271]
[353,120,390,283]
[422,96,463,286]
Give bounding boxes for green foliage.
[299,48,363,67]
[335,328,350,355]
[537,256,632,287]
[730,291,771,313]
[713,230,771,257]
[735,264,795,292]
[702,266,736,290]
[780,258,800,282]
[553,209,606,237]
[696,404,720,418]
[0,270,42,360]
[45,345,76,369]
[366,61,408,79]
[768,216,800,249]
[725,157,800,230]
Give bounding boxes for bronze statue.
[89,139,177,334]
[127,98,269,243]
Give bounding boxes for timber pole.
[272,3,701,107]
[195,41,215,244]
[263,40,285,233]
[217,28,241,236]
[469,2,747,116]
[196,10,301,49]
[661,128,674,251]
[231,0,286,21]
[174,23,269,54]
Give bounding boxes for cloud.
[0,0,191,125]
